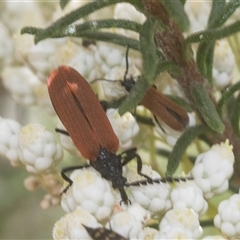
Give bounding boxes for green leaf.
[139,17,158,84]
[21,27,42,35]
[160,0,189,31]
[230,93,240,137]
[76,31,140,51]
[205,42,215,85]
[208,0,225,25]
[26,0,144,43]
[217,81,240,117]
[60,0,70,9]
[118,76,149,115]
[186,19,240,43]
[196,42,211,77]
[209,0,240,28]
[190,84,225,133]
[31,0,119,43]
[73,19,142,35]
[155,61,181,78]
[166,125,207,176]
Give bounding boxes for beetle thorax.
[90,147,127,189]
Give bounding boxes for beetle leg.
[61,164,90,194]
[120,148,153,181]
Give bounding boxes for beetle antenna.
[123,45,130,81]
[125,176,194,187]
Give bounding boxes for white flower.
[155,224,194,239]
[52,206,101,240]
[99,66,130,101]
[1,1,47,34]
[213,40,235,90]
[61,168,115,223]
[159,207,202,239]
[18,123,63,173]
[126,164,172,217]
[113,3,145,39]
[105,210,143,239]
[2,66,41,106]
[114,3,145,24]
[125,203,151,225]
[27,38,77,82]
[191,139,234,199]
[0,117,22,166]
[184,0,211,34]
[106,108,139,148]
[94,44,126,75]
[155,72,185,98]
[214,191,240,239]
[68,44,100,82]
[170,181,208,216]
[99,63,140,101]
[137,227,159,240]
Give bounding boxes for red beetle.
[48,65,153,204]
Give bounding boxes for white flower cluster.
[106,108,139,149]
[213,39,235,90]
[191,139,234,199]
[55,140,235,239]
[184,0,212,34]
[0,117,64,208]
[18,123,63,173]
[214,191,240,239]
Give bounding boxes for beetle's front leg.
[61,164,90,194]
[120,148,153,182]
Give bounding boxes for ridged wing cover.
[48,65,119,160]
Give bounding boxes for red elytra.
[48,65,119,160]
[141,87,189,131]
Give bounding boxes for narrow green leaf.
[73,19,142,34]
[33,0,118,43]
[186,19,240,43]
[230,93,240,137]
[205,42,215,85]
[60,0,70,9]
[190,84,225,133]
[139,17,158,84]
[196,42,210,77]
[208,0,225,25]
[118,76,149,115]
[166,125,207,176]
[155,61,181,78]
[75,31,140,51]
[32,0,144,43]
[160,0,189,31]
[209,0,240,28]
[21,27,42,35]
[217,81,240,117]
